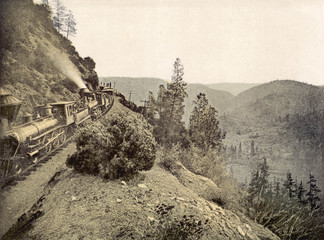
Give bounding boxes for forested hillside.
[227,80,323,124]
[0,0,98,116]
[221,80,324,201]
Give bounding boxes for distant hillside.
[0,0,98,116]
[101,77,234,122]
[184,84,234,122]
[228,80,323,123]
[206,83,260,96]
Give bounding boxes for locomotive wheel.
[51,131,60,149]
[58,129,66,144]
[42,136,52,155]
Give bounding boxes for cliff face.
[0,0,98,116]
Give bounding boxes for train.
[0,83,115,178]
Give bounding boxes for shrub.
[66,112,156,179]
[146,203,209,240]
[157,144,181,171]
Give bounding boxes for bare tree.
[64,10,77,39]
[52,0,66,33]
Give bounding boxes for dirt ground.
[0,142,76,237]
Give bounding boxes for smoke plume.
[39,43,87,89]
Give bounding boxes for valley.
[104,77,324,197]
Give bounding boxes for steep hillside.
[101,77,234,122]
[206,83,260,96]
[0,0,99,116]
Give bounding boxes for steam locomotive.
[0,83,115,177]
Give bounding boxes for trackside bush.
[66,112,156,179]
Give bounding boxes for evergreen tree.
[248,158,270,200]
[52,0,67,33]
[64,10,77,39]
[148,58,187,146]
[274,181,281,197]
[259,158,270,196]
[189,93,225,151]
[297,181,307,204]
[306,174,321,210]
[283,172,296,199]
[248,170,260,200]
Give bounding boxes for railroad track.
[0,136,74,190]
[0,138,77,238]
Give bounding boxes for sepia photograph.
[0,0,323,239]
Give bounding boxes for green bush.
[66,112,156,179]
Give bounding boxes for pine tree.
[259,158,270,196]
[52,0,67,33]
[297,181,307,204]
[189,93,224,151]
[306,174,321,210]
[275,181,281,197]
[148,58,187,146]
[283,172,296,199]
[248,170,260,200]
[248,158,270,200]
[64,10,77,39]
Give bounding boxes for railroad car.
[0,84,114,178]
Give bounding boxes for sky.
[49,0,324,85]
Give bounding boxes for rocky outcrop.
[170,161,222,201]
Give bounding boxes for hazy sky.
[53,0,324,85]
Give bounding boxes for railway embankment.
[0,141,76,237]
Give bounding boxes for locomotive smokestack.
[79,88,85,98]
[79,88,91,98]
